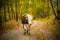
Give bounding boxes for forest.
[0,0,60,40]
[0,0,60,23]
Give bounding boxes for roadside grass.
[36,14,55,24]
[0,20,22,32]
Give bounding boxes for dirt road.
[0,20,54,40]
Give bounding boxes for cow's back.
[21,14,33,24]
[21,14,28,24]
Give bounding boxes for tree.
[4,0,7,21]
[57,0,60,20]
[15,0,19,21]
[50,0,60,20]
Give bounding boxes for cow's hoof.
[28,33,30,35]
[24,32,26,35]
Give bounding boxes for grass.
[36,14,55,24]
[0,20,22,32]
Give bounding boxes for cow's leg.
[23,24,26,35]
[28,24,31,35]
[23,24,24,29]
[25,24,28,34]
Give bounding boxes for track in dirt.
[0,20,54,40]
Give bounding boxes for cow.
[21,14,34,35]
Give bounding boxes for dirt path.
[0,20,54,40]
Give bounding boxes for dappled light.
[0,0,60,40]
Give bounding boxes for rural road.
[0,20,54,40]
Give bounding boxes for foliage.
[0,0,60,23]
[0,0,60,39]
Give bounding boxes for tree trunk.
[10,4,14,19]
[15,0,18,21]
[0,1,1,23]
[7,3,10,20]
[4,5,7,21]
[50,0,59,20]
[57,0,60,20]
[8,3,11,20]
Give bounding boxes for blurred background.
[0,0,60,40]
